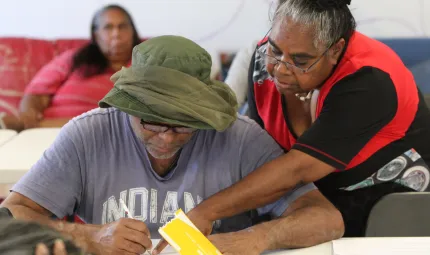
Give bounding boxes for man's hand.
[208,230,267,255]
[90,218,152,255]
[152,208,213,255]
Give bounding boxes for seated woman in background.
[19,4,140,129]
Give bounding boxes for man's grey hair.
[274,0,356,49]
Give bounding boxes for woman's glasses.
[257,29,333,74]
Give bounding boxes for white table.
[150,239,332,255]
[263,242,332,255]
[150,240,331,255]
[152,237,430,255]
[332,237,430,255]
[0,129,17,146]
[0,128,61,184]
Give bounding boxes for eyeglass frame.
[140,119,197,134]
[257,29,335,74]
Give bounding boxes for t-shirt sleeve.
[24,49,75,95]
[292,67,398,170]
[239,118,316,218]
[11,120,86,218]
[224,41,258,106]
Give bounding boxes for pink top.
[25,49,127,118]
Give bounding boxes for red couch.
[0,37,227,118]
[0,38,90,116]
[0,38,89,221]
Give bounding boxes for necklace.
[295,91,313,102]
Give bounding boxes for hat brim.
[99,87,215,129]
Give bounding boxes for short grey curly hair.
[274,0,356,49]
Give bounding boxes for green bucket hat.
[99,35,238,131]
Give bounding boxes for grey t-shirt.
[12,108,315,238]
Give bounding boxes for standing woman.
[155,0,430,246]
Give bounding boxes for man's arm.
[1,192,153,255]
[3,118,153,254]
[247,189,344,250]
[1,192,100,252]
[208,190,344,254]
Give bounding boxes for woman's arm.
[194,149,334,223]
[38,118,71,128]
[0,113,24,131]
[19,49,76,129]
[19,95,50,128]
[153,151,335,255]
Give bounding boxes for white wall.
[0,0,429,52]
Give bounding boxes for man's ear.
[328,38,346,65]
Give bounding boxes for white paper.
[151,239,179,254]
[333,237,430,255]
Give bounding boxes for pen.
[120,199,152,255]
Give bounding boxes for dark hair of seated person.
[71,4,141,77]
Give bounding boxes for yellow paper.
[158,209,222,255]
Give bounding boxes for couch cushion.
[54,39,88,56]
[423,94,430,109]
[377,38,430,68]
[0,38,55,116]
[410,59,430,93]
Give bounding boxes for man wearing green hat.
[1,36,343,255]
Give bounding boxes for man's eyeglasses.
[140,120,197,134]
[257,29,333,74]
